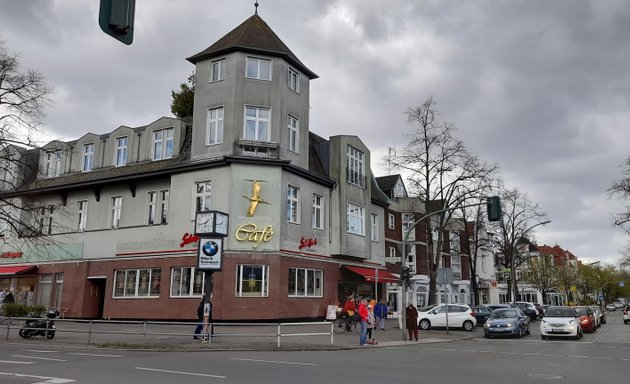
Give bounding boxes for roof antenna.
[254,1,259,15]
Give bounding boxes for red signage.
[0,252,22,259]
[299,237,317,249]
[180,233,200,248]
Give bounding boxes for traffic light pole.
[399,199,499,342]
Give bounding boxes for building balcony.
[234,139,280,159]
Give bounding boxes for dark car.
[484,308,530,338]
[486,304,511,312]
[511,302,540,321]
[472,305,492,325]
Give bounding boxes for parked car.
[417,304,477,331]
[511,302,540,321]
[573,306,596,333]
[623,305,630,324]
[606,303,617,311]
[486,304,511,312]
[614,302,625,309]
[484,308,530,338]
[533,303,545,317]
[540,306,582,340]
[472,305,492,325]
[588,306,603,327]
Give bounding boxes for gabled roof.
[187,14,318,79]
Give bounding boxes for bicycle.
[333,313,361,334]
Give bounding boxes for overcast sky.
[1,0,628,265]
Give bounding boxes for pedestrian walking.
[405,303,419,341]
[366,303,377,344]
[193,296,205,340]
[374,298,388,330]
[3,289,14,304]
[358,297,369,346]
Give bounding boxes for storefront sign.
[0,252,22,259]
[235,223,274,248]
[180,233,200,248]
[299,237,317,249]
[198,238,223,271]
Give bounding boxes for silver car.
[540,306,582,340]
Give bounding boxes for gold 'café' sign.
[235,223,273,248]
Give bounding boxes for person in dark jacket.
[374,298,388,330]
[405,303,419,341]
[193,297,205,340]
[3,290,15,304]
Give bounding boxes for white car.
[417,304,477,331]
[540,306,582,340]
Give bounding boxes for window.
[36,205,54,235]
[111,196,122,228]
[451,255,462,279]
[347,202,365,236]
[211,59,226,82]
[287,185,300,224]
[288,67,300,92]
[77,200,88,232]
[288,267,323,297]
[346,145,365,187]
[246,57,272,80]
[170,267,205,297]
[388,213,395,230]
[148,190,169,225]
[236,264,269,297]
[312,194,323,229]
[388,246,397,259]
[152,128,174,160]
[160,190,169,224]
[450,231,460,253]
[194,181,212,213]
[371,213,379,241]
[147,191,157,225]
[206,107,224,145]
[0,217,8,237]
[113,268,161,298]
[82,144,94,172]
[115,137,128,166]
[46,150,62,177]
[36,274,53,307]
[402,213,415,240]
[287,115,299,153]
[244,106,270,141]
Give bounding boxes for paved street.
[0,310,629,383]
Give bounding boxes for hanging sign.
[198,238,223,271]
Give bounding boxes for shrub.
[1,303,47,317]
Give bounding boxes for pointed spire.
[254,1,259,15]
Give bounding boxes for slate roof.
[187,14,318,79]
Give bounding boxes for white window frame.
[244,106,271,141]
[77,200,88,232]
[450,231,461,253]
[0,216,9,237]
[46,150,62,177]
[152,128,174,161]
[160,190,169,225]
[236,264,269,297]
[194,181,212,215]
[402,213,415,241]
[287,114,299,153]
[148,190,169,225]
[371,213,379,241]
[288,67,300,93]
[211,59,226,82]
[347,202,365,236]
[288,267,323,297]
[246,56,272,81]
[37,205,54,235]
[451,255,462,279]
[147,191,157,225]
[115,136,128,166]
[170,266,205,297]
[388,213,395,230]
[346,145,365,187]
[82,144,94,172]
[287,185,300,224]
[312,194,323,230]
[206,106,224,145]
[388,246,396,259]
[113,268,161,298]
[111,196,122,229]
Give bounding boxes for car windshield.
[574,308,587,316]
[545,307,574,317]
[491,310,518,319]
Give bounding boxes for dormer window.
[115,137,128,166]
[152,128,174,161]
[244,106,270,141]
[246,57,272,81]
[211,59,226,82]
[346,145,365,187]
[82,144,94,172]
[288,67,300,93]
[207,107,224,145]
[46,150,62,177]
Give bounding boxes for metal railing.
[1,317,334,348]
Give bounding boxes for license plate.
[552,328,563,332]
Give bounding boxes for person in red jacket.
[358,298,369,346]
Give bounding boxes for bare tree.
[524,254,557,304]
[0,42,54,247]
[389,96,498,304]
[609,156,630,266]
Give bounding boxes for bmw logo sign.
[202,241,220,256]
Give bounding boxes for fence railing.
[0,317,334,348]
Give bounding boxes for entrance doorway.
[88,278,106,319]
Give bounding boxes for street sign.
[620,281,625,287]
[598,295,604,301]
[437,268,453,284]
[197,238,223,271]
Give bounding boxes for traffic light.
[487,196,501,222]
[401,267,410,281]
[99,0,135,45]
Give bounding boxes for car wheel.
[541,335,547,340]
[484,334,492,339]
[419,319,431,330]
[526,325,531,335]
[517,326,524,338]
[462,320,474,331]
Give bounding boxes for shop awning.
[344,266,400,283]
[0,265,37,276]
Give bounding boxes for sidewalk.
[1,318,475,351]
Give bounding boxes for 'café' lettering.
[235,224,274,248]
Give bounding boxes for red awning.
[344,266,399,283]
[0,265,37,276]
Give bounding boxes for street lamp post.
[510,220,551,306]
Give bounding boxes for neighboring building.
[0,12,398,320]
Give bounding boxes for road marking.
[592,356,614,360]
[231,358,316,366]
[0,360,34,364]
[24,350,58,353]
[135,367,226,378]
[500,352,519,355]
[521,353,540,356]
[12,354,68,362]
[0,371,74,383]
[567,355,589,359]
[67,353,124,358]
